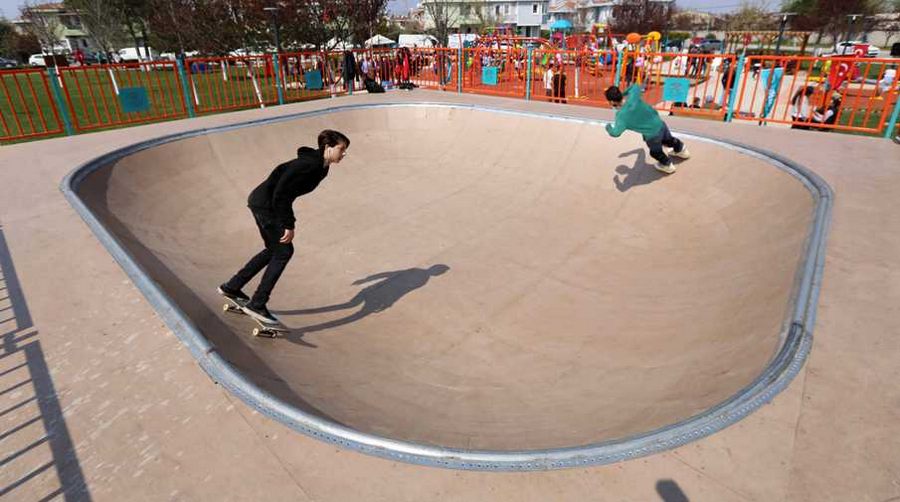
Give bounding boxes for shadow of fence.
[0,223,91,501]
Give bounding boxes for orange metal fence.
[0,68,63,141]
[279,51,336,102]
[185,56,279,114]
[1,49,898,143]
[462,47,528,99]
[732,55,899,133]
[58,61,187,132]
[622,52,737,119]
[529,49,617,105]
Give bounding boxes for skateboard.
[221,296,289,338]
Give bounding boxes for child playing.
[604,85,690,174]
[218,130,350,324]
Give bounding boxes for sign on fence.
[305,70,323,91]
[119,87,150,114]
[663,78,691,103]
[482,66,498,86]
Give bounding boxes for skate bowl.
[61,102,831,470]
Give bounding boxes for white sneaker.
[655,162,677,174]
[670,147,691,159]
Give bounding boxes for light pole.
[263,6,284,105]
[264,6,281,53]
[774,12,795,56]
[846,14,862,44]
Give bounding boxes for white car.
[833,41,880,58]
[117,47,158,62]
[29,54,47,66]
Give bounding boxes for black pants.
[225,211,294,307]
[645,124,684,166]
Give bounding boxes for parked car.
[29,53,47,66]
[697,39,723,52]
[833,41,880,57]
[117,47,158,62]
[0,57,18,69]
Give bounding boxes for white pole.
[108,68,120,95]
[248,62,264,108]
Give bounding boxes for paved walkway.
[0,91,897,501]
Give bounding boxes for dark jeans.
[645,124,684,166]
[225,210,294,308]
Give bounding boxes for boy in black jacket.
[218,130,350,324]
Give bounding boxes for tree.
[609,0,672,35]
[65,0,126,56]
[782,0,882,45]
[474,2,501,34]
[19,1,63,54]
[348,0,389,46]
[423,0,458,47]
[1,19,42,61]
[724,2,777,31]
[876,11,900,46]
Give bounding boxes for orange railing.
[184,55,279,114]
[732,55,899,133]
[58,61,187,132]
[2,49,898,143]
[0,68,64,141]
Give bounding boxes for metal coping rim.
[58,100,833,471]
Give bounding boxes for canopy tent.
[365,35,395,48]
[550,19,573,31]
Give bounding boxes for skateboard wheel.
[223,304,230,312]
[252,328,261,337]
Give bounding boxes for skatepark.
[1,91,899,500]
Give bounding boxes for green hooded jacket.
[605,85,665,140]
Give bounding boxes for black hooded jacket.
[247,147,329,230]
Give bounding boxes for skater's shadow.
[613,148,667,192]
[276,264,450,344]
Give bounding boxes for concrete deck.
[1,90,898,500]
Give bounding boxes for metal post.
[775,19,784,55]
[726,53,745,122]
[846,14,862,44]
[273,55,285,105]
[525,46,533,101]
[774,14,794,56]
[264,7,285,104]
[175,57,196,118]
[46,67,74,135]
[884,89,900,139]
[457,44,463,94]
[614,49,624,87]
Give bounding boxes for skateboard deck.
[221,296,289,338]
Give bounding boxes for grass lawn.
[1,64,332,143]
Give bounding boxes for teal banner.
[305,70,323,91]
[119,87,150,113]
[482,66,498,86]
[663,78,691,103]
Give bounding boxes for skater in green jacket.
[605,85,691,174]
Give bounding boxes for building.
[548,0,674,33]
[547,0,614,31]
[13,3,95,54]
[421,0,551,37]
